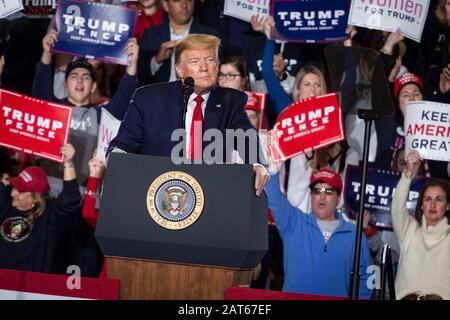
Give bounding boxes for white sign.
[0,0,24,18]
[224,0,269,22]
[348,0,430,42]
[96,108,121,162]
[404,100,450,161]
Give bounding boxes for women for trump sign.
[348,0,429,42]
[0,89,72,162]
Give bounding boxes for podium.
[96,154,268,299]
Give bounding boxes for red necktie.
[189,95,204,160]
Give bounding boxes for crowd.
[0,0,449,300]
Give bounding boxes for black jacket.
[0,180,81,273]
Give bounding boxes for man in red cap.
[264,166,372,298]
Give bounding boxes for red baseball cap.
[393,72,423,98]
[244,91,262,113]
[10,167,49,195]
[309,169,343,194]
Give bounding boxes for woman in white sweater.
[392,150,450,300]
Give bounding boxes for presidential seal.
[146,171,204,230]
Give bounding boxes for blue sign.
[344,165,426,230]
[53,0,137,65]
[272,0,350,43]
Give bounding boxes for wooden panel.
[106,256,253,300]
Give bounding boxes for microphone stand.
[181,81,194,130]
[180,79,194,159]
[349,108,379,300]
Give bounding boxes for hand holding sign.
[125,37,139,76]
[266,129,283,175]
[381,28,404,55]
[250,14,274,40]
[60,143,75,163]
[88,154,106,179]
[42,29,58,65]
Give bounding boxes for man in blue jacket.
[265,168,373,298]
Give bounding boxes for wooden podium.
[107,257,253,300]
[97,154,267,300]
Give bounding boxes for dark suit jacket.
[138,20,221,85]
[109,81,262,163]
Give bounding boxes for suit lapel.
[168,81,184,130]
[203,86,223,133]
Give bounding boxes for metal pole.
[349,109,378,300]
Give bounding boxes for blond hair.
[25,192,47,224]
[174,34,221,64]
[292,66,327,101]
[436,0,449,25]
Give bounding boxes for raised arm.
[391,150,421,243]
[103,37,139,120]
[32,29,58,101]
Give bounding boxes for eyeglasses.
[311,187,337,196]
[218,72,242,81]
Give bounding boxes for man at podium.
[108,34,269,196]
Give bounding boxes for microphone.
[182,77,195,98]
[181,77,195,130]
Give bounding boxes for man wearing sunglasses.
[265,168,372,298]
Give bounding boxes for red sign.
[270,93,344,161]
[0,89,72,162]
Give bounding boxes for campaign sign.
[272,0,349,43]
[23,0,56,18]
[0,0,24,18]
[0,89,72,162]
[348,0,430,42]
[97,108,120,162]
[404,100,450,161]
[270,93,344,161]
[344,165,425,229]
[224,0,269,22]
[53,0,137,65]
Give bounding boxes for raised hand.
[343,25,357,47]
[60,143,76,163]
[126,37,139,76]
[88,157,106,179]
[404,150,422,179]
[273,53,287,80]
[41,29,58,64]
[382,28,404,55]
